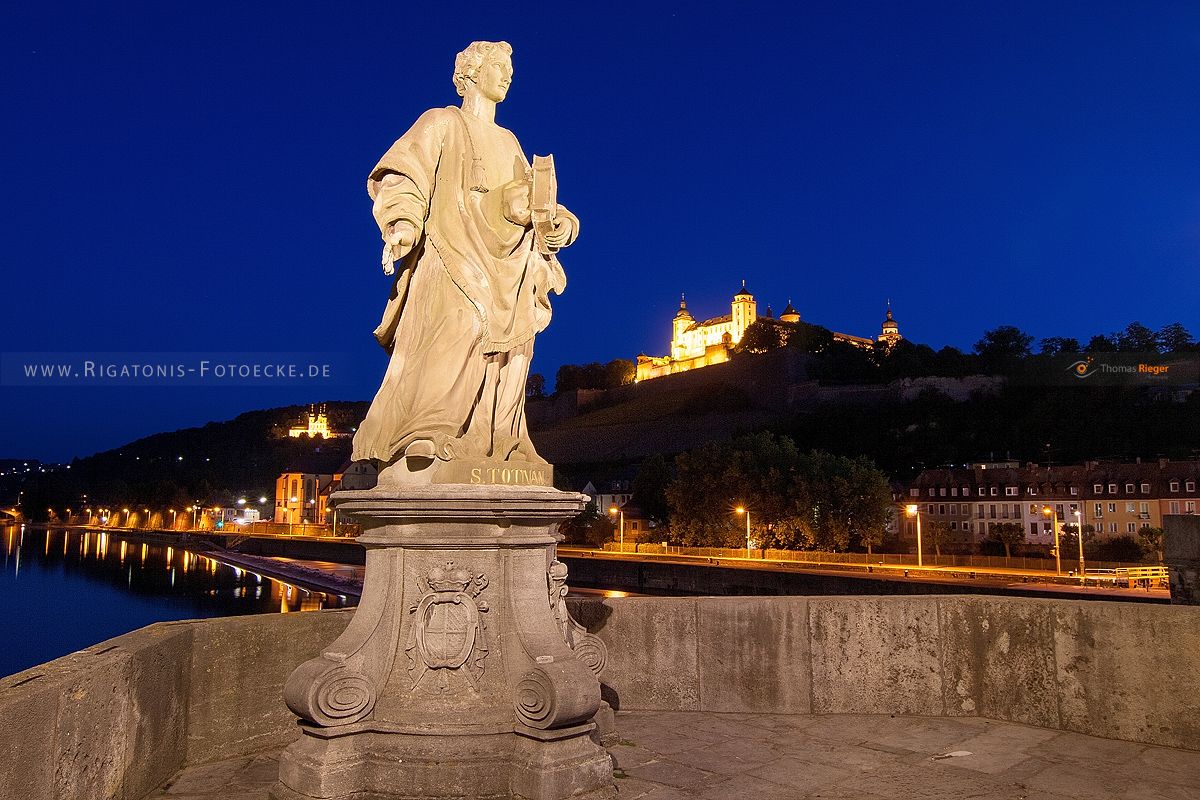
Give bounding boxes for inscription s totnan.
[469,466,551,486]
[436,459,554,486]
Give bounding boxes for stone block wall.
[571,595,1200,751]
[1,594,1197,799]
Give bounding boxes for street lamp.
[905,504,923,567]
[608,505,624,550]
[290,496,298,536]
[1042,505,1062,575]
[143,508,150,529]
[1073,507,1086,583]
[169,509,177,529]
[735,506,751,558]
[122,508,130,527]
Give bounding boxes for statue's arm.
[373,175,425,269]
[367,109,450,271]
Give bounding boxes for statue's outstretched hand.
[381,220,419,273]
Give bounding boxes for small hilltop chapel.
[635,281,902,382]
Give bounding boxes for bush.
[1088,535,1148,563]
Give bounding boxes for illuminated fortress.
[635,282,901,381]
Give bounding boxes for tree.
[559,501,614,548]
[975,326,1034,359]
[1115,321,1158,352]
[974,326,1033,372]
[1084,334,1115,353]
[663,434,891,551]
[812,340,879,384]
[1138,525,1164,564]
[1059,523,1096,558]
[732,319,784,355]
[925,520,951,558]
[861,507,890,557]
[1039,337,1081,356]
[1156,323,1195,353]
[602,359,636,389]
[525,373,546,398]
[554,363,580,393]
[991,522,1026,558]
[632,453,672,524]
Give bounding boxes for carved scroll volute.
[547,559,608,677]
[282,548,401,727]
[514,660,601,730]
[284,654,377,727]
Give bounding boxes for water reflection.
[0,523,353,677]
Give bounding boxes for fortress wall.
[0,596,1196,798]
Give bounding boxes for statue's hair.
[452,41,513,97]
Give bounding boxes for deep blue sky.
[2,2,1199,462]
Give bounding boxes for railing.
[594,542,1142,572]
[1119,566,1169,587]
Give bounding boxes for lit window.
[1070,486,1078,496]
[1126,503,1135,513]
[1140,483,1150,494]
[910,488,919,497]
[1094,503,1103,517]
[1108,503,1116,513]
[1005,487,1017,497]
[963,487,971,496]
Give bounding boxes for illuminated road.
[556,545,1170,601]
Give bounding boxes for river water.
[0,523,352,678]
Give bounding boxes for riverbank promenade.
[147,710,1198,800]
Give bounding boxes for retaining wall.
[1,595,1196,800]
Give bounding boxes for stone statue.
[273,44,614,800]
[352,40,579,486]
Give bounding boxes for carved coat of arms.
[406,561,489,692]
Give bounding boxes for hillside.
[20,402,368,512]
[530,348,1200,477]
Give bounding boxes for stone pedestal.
[271,485,616,800]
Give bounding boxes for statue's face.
[476,51,513,103]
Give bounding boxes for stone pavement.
[144,711,1200,800]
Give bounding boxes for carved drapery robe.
[352,106,576,465]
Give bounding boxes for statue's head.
[453,41,514,102]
